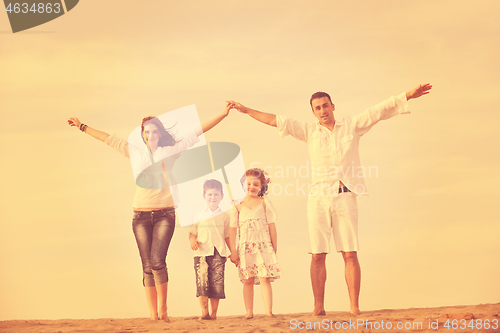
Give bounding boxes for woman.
[67,103,232,322]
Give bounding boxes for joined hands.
[230,252,239,267]
[226,100,247,114]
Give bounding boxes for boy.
[189,179,234,320]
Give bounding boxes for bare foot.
[199,314,211,320]
[150,311,159,321]
[245,314,254,319]
[312,309,326,316]
[159,312,170,323]
[266,314,276,318]
[350,307,361,316]
[210,314,217,320]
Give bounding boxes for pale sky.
[1,0,499,321]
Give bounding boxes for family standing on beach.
[68,83,432,321]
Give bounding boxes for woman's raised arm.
[68,117,110,142]
[194,102,232,136]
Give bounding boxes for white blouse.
[104,129,199,209]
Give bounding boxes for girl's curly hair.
[240,168,271,197]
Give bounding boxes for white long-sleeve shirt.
[276,92,410,196]
[104,129,199,208]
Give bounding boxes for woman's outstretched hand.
[223,101,233,117]
[226,100,248,114]
[67,118,109,141]
[67,117,82,128]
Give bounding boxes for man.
[228,83,432,316]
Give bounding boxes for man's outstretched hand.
[406,83,432,100]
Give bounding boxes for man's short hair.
[309,92,333,108]
[203,179,223,195]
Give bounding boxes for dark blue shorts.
[194,248,226,299]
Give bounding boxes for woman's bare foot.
[199,314,211,320]
[210,314,217,320]
[266,314,276,318]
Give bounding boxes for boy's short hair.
[309,92,333,109]
[203,179,223,195]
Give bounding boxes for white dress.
[235,197,281,285]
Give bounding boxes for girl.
[67,103,232,322]
[229,168,280,318]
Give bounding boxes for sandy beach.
[1,303,498,333]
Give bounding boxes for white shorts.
[307,192,359,253]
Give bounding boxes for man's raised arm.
[227,100,277,127]
[406,83,432,100]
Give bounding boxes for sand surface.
[1,303,498,333]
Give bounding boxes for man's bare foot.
[199,314,211,320]
[350,306,361,316]
[210,314,217,320]
[312,308,326,316]
[159,315,170,323]
[245,314,254,319]
[266,314,276,318]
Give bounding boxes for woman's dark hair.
[141,116,177,147]
[240,168,271,197]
